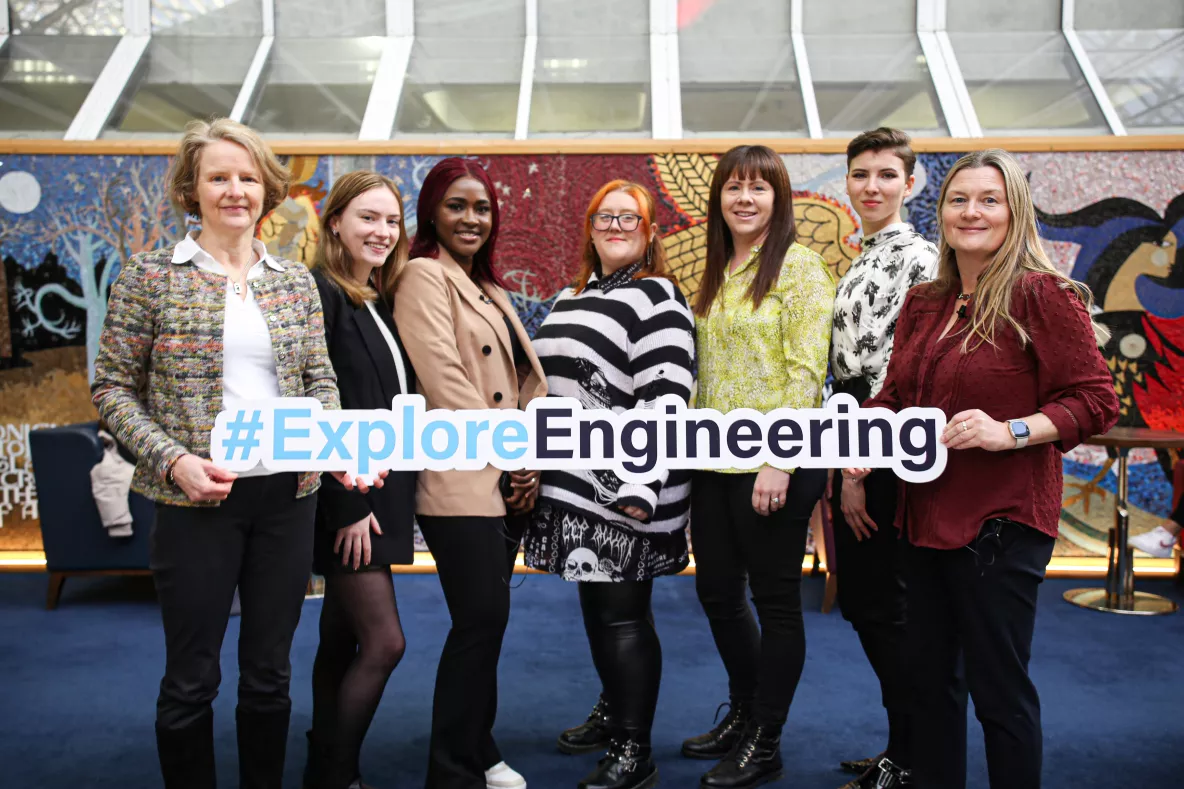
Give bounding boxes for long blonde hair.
[933,149,1109,351]
[312,170,409,307]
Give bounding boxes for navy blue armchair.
[29,422,152,609]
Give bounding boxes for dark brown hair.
[845,127,917,177]
[693,145,796,317]
[312,170,408,308]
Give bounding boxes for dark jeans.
[690,468,827,729]
[152,472,316,730]
[908,520,1056,789]
[579,579,660,744]
[831,466,911,760]
[418,514,525,789]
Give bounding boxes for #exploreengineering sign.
[211,394,948,484]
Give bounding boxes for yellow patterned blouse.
[695,242,836,472]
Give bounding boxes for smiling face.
[720,171,775,246]
[847,149,914,234]
[942,166,1011,264]
[194,139,265,234]
[590,190,652,275]
[330,185,402,282]
[433,176,492,263]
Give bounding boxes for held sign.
[211,394,948,484]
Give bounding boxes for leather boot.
[838,757,912,789]
[156,709,216,789]
[577,738,658,789]
[302,729,325,789]
[699,723,783,788]
[682,699,751,760]
[840,752,885,775]
[558,694,614,754]
[237,707,290,789]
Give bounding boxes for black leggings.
[691,469,827,729]
[579,579,661,745]
[311,570,406,789]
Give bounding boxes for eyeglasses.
[591,213,642,232]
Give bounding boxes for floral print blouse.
[695,242,836,472]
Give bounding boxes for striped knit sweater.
[531,266,696,534]
[91,245,339,506]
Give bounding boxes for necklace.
[956,290,973,319]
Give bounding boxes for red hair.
[572,180,677,295]
[409,157,504,286]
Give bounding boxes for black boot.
[682,699,751,760]
[303,729,325,789]
[577,738,658,789]
[838,757,911,789]
[156,710,216,789]
[558,694,614,755]
[237,707,291,789]
[699,723,783,788]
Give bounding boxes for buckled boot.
[558,694,614,755]
[681,699,751,760]
[840,752,885,775]
[577,738,658,789]
[838,757,912,789]
[699,723,783,789]
[156,709,216,789]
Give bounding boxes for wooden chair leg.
[46,573,66,610]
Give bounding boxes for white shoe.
[1130,525,1178,558]
[485,761,526,789]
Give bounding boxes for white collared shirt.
[173,231,283,476]
[364,300,410,395]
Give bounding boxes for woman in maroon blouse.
[852,149,1119,789]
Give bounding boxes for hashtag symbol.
[223,410,264,461]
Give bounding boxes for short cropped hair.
[169,118,290,219]
[845,127,917,177]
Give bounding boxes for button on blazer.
[394,250,547,517]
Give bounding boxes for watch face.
[1012,421,1031,438]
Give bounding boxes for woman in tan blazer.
[393,158,546,789]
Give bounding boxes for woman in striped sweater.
[524,180,696,789]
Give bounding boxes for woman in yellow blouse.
[684,144,836,789]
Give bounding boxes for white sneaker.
[1130,525,1178,558]
[485,761,526,789]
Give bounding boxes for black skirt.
[524,501,689,582]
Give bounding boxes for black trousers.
[418,513,525,789]
[907,520,1056,789]
[691,468,827,728]
[830,467,911,730]
[579,579,660,744]
[152,473,316,730]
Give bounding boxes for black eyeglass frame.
[590,213,643,232]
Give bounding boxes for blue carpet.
[2,571,1183,788]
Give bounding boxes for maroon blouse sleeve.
[1023,274,1120,452]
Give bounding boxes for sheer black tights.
[311,570,405,789]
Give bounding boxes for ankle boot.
[577,738,658,789]
[699,723,783,789]
[303,729,325,789]
[839,757,912,789]
[156,710,216,789]
[559,694,614,755]
[682,699,751,760]
[237,707,290,789]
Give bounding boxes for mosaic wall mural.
[0,149,1181,557]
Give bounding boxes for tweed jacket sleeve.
[298,266,340,411]
[92,252,190,484]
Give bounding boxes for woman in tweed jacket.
[92,118,342,789]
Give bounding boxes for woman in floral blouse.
[685,144,836,789]
[829,128,938,789]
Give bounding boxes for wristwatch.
[1007,419,1031,449]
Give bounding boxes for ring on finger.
[960,421,968,433]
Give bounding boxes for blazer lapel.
[352,303,405,402]
[487,285,548,406]
[438,251,514,360]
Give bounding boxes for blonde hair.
[312,170,409,307]
[169,118,290,220]
[933,149,1110,351]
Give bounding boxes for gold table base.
[1063,588,1179,616]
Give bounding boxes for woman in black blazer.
[305,170,417,789]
